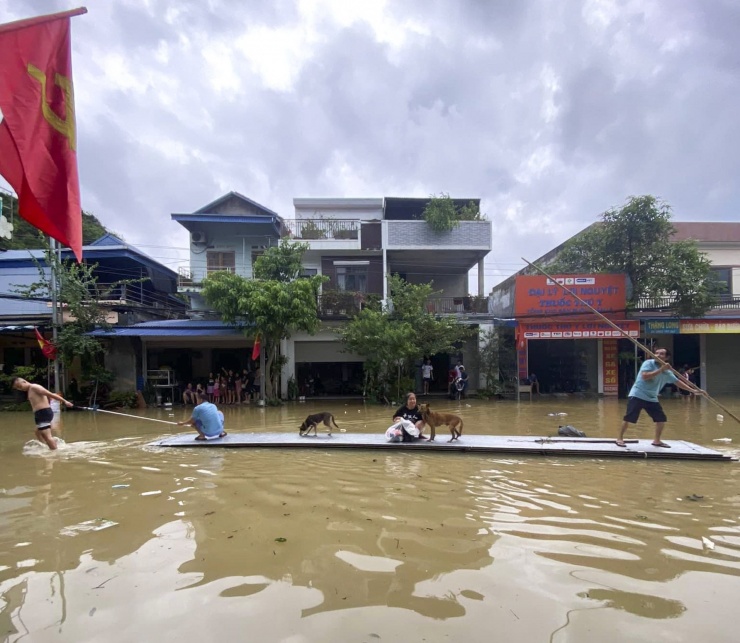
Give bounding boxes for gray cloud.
[2,0,738,288]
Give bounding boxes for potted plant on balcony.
[423,193,483,232]
[333,225,358,240]
[321,289,341,315]
[300,219,326,240]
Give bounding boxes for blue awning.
[90,327,245,337]
[88,319,251,338]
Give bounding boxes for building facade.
[489,222,740,396]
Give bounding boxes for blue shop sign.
[645,319,680,334]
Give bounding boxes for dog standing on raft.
[299,412,340,437]
[12,377,73,451]
[617,347,704,448]
[419,403,463,442]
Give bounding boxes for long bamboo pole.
[521,258,740,425]
[76,406,179,426]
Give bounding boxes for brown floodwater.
[1,396,739,642]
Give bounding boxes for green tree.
[338,275,470,401]
[14,248,142,380]
[423,193,483,233]
[202,240,327,401]
[549,195,718,317]
[1,190,114,250]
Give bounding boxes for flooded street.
[1,397,740,642]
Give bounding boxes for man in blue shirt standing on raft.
[177,390,227,440]
[616,347,703,448]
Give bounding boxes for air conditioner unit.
[191,231,206,244]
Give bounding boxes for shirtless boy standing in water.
[11,377,73,450]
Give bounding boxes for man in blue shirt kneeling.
[177,390,227,440]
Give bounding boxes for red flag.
[0,8,87,261]
[251,335,261,361]
[515,327,525,350]
[34,327,58,360]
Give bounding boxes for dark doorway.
[212,348,249,375]
[296,362,364,396]
[672,334,700,377]
[527,340,596,393]
[617,338,637,398]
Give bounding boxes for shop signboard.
[645,319,680,334]
[602,339,618,395]
[680,320,740,333]
[520,320,639,339]
[514,274,626,316]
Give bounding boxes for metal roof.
[88,319,252,338]
[171,214,279,225]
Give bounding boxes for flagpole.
[0,8,88,35]
[50,236,61,393]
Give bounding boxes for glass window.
[207,251,236,274]
[336,265,367,293]
[710,267,732,298]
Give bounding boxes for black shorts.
[623,397,667,424]
[34,407,54,430]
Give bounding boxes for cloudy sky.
[2,0,739,291]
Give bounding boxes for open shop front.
[517,319,640,395]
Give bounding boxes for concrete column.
[281,337,294,399]
[478,259,485,297]
[478,323,495,390]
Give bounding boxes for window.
[710,267,732,299]
[207,251,235,275]
[301,268,318,278]
[251,247,265,266]
[336,265,367,293]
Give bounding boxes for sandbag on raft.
[385,419,421,442]
[558,425,586,437]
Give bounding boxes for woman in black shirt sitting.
[391,392,427,440]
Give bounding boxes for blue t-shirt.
[629,359,678,402]
[191,401,224,436]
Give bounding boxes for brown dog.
[299,412,339,437]
[419,403,463,442]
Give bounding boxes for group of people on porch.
[182,366,261,405]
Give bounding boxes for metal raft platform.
[148,433,735,461]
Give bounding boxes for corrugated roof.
[672,222,740,243]
[171,214,279,225]
[88,318,252,338]
[89,327,244,337]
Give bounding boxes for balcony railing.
[88,283,180,309]
[178,266,235,289]
[317,291,365,318]
[283,219,359,241]
[386,220,492,250]
[635,294,740,311]
[425,296,491,314]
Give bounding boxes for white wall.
[293,198,383,221]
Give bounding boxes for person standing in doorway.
[528,372,540,394]
[11,377,73,451]
[421,359,434,395]
[678,365,696,402]
[616,348,702,448]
